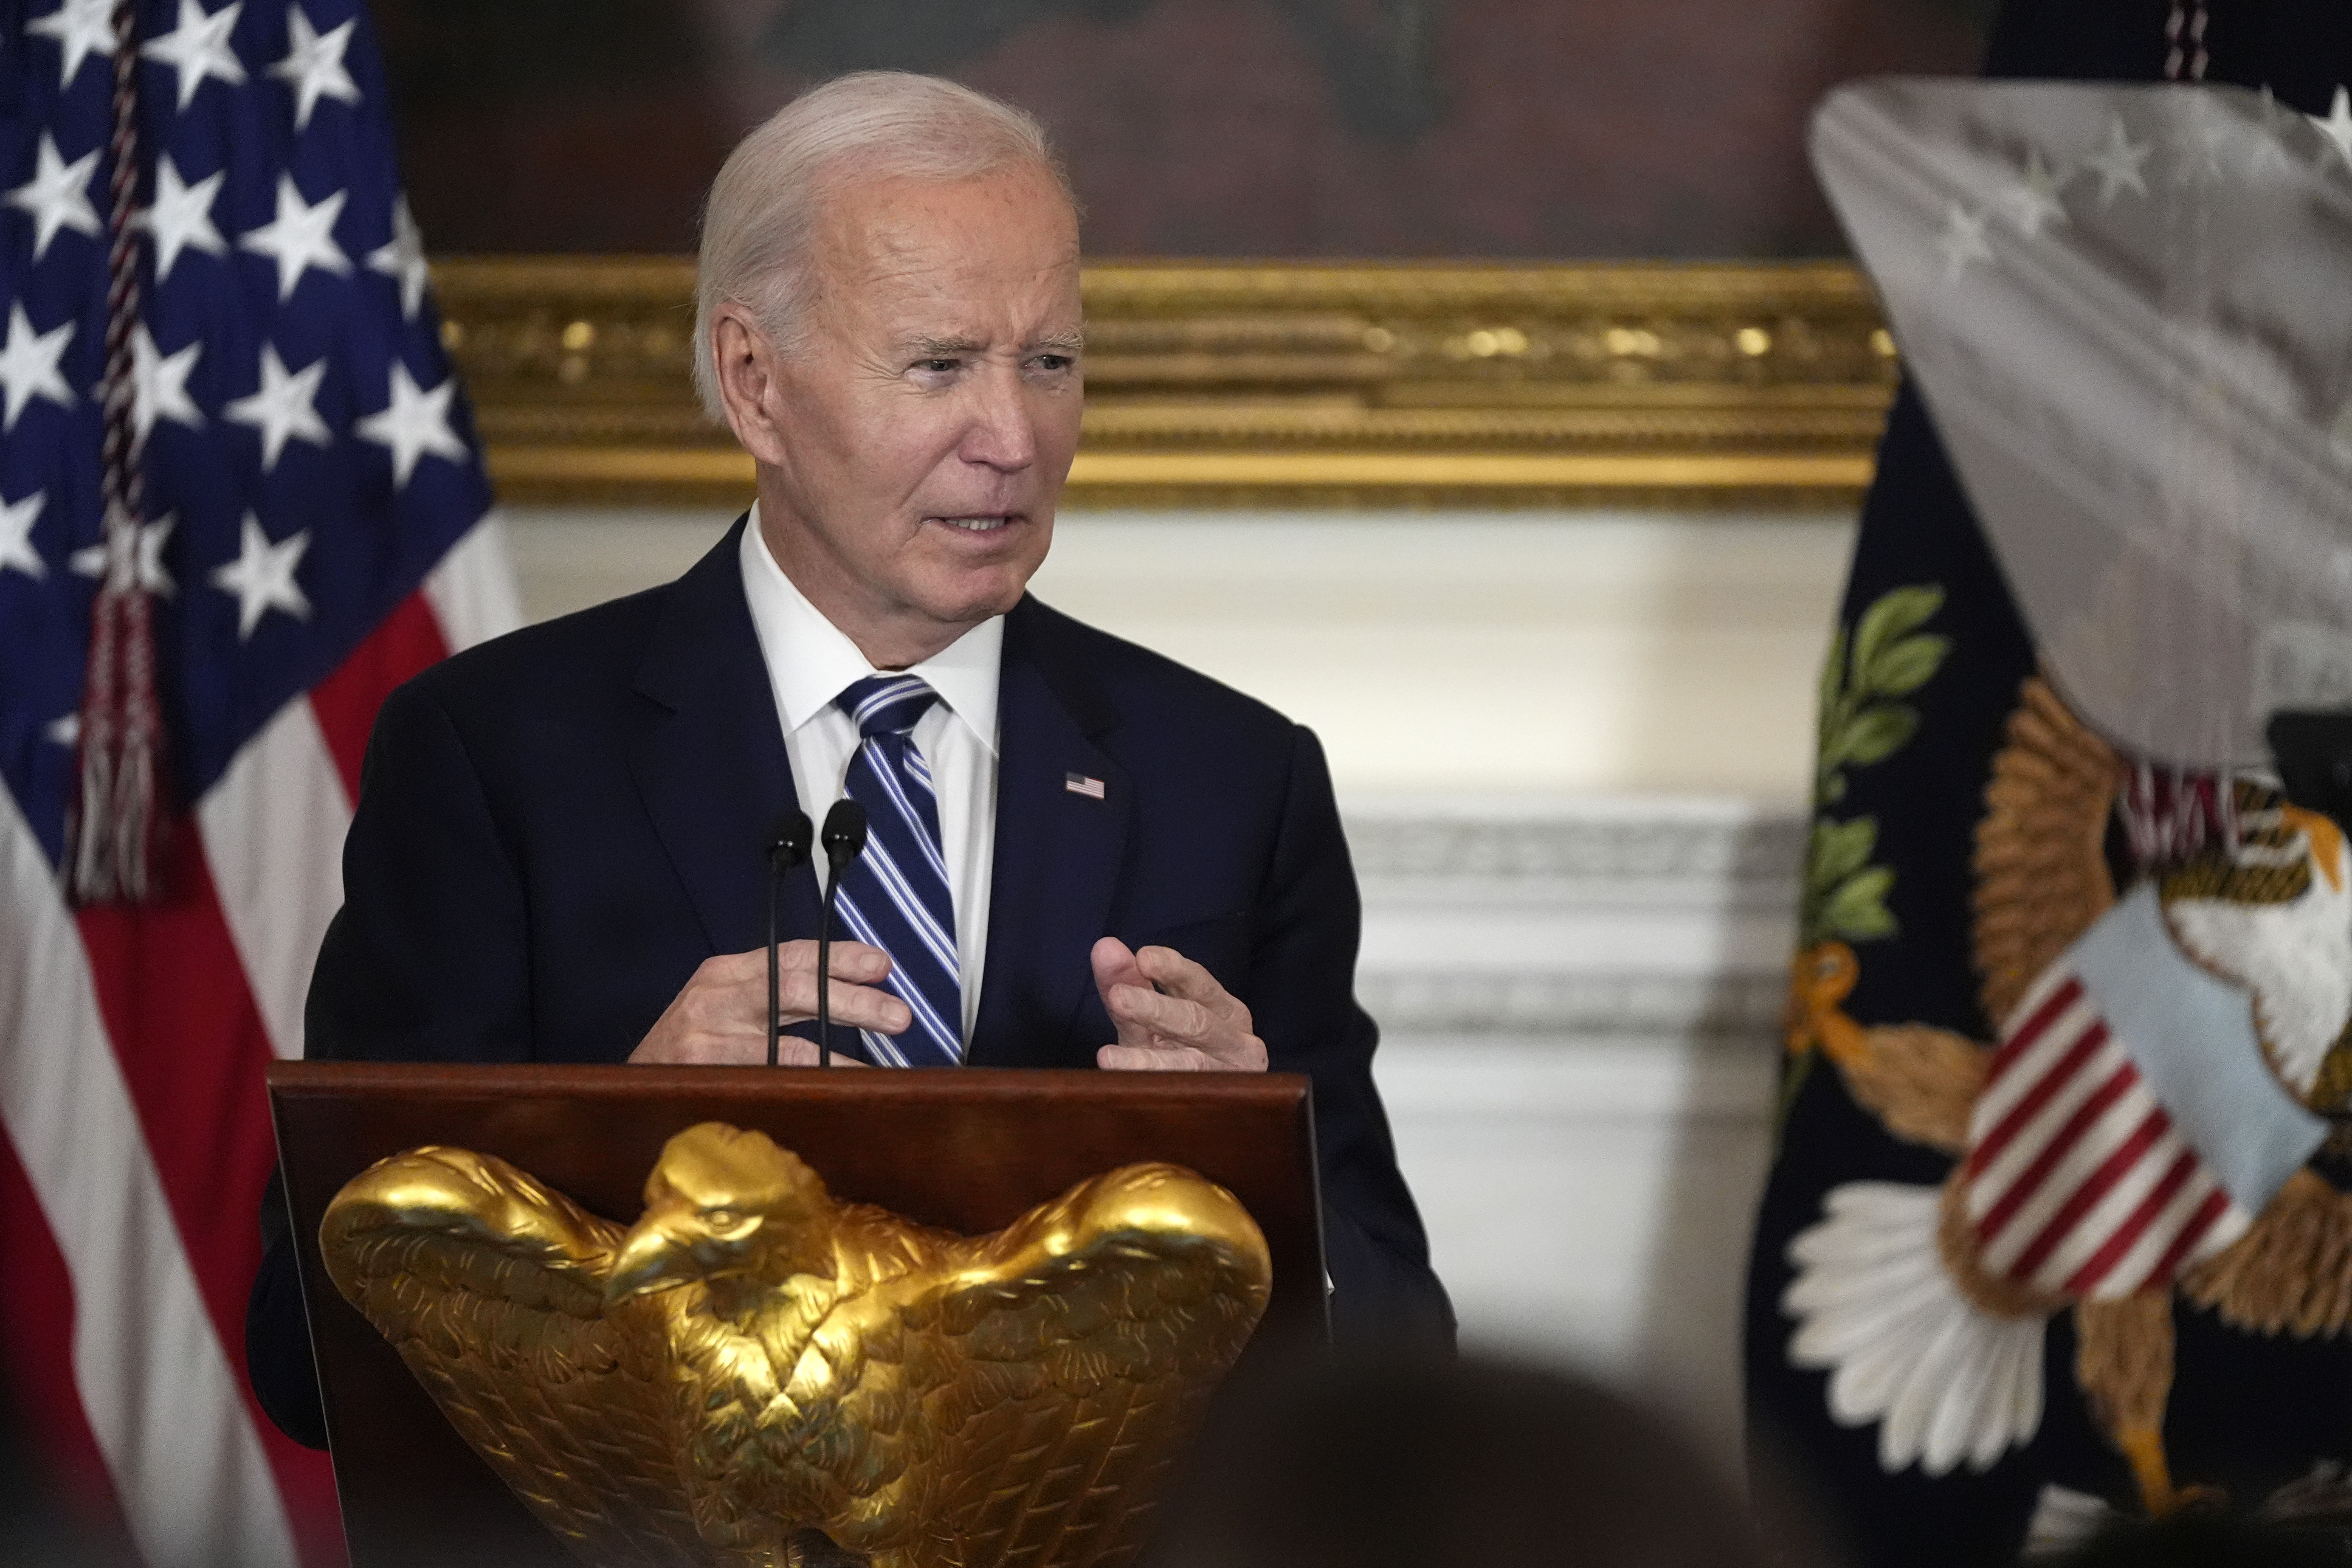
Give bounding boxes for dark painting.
[373,0,1991,257]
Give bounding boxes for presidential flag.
[0,2,516,1563]
[1745,5,2352,1567]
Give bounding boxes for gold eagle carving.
[319,1123,1273,1568]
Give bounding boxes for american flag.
[0,2,515,1564]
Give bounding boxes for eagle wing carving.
[876,1163,1272,1567]
[319,1147,708,1567]
[324,1127,1273,1568]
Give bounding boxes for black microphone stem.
[766,851,782,1070]
[764,811,812,1070]
[817,875,839,1068]
[816,799,870,1068]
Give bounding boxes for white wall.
[501,504,1854,1468]
[1352,800,1801,1468]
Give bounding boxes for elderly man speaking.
[248,71,1449,1442]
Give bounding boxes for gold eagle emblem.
[320,1123,1273,1568]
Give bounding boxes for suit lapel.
[969,598,1131,1067]
[627,517,820,957]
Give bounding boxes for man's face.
[720,163,1083,667]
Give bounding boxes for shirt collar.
[737,503,1003,753]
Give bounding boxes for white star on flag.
[238,174,351,301]
[356,361,467,487]
[25,0,119,88]
[268,8,361,130]
[209,514,311,639]
[367,197,430,320]
[225,344,331,470]
[2084,115,2151,204]
[132,326,204,447]
[5,133,101,261]
[0,305,75,431]
[42,711,78,748]
[141,0,249,113]
[0,491,46,580]
[2003,147,2070,236]
[2316,87,2352,171]
[137,155,229,282]
[1936,201,1993,279]
[70,513,176,597]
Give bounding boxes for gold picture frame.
[436,258,1894,510]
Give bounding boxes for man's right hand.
[628,941,907,1064]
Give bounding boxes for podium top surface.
[269,1059,1320,1241]
[271,1058,1311,1112]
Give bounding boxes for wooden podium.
[267,1061,1328,1568]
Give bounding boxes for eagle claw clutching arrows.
[320,1124,1273,1568]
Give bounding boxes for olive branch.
[1799,585,1950,950]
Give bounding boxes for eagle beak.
[604,1222,696,1306]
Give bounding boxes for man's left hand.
[1092,937,1268,1072]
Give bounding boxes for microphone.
[765,811,814,1069]
[815,799,868,1067]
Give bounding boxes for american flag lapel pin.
[1064,772,1106,800]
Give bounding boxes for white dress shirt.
[736,509,1000,1044]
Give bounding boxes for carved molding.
[1345,806,1806,1043]
[1358,970,1789,1042]
[435,257,1894,508]
[1345,810,1806,891]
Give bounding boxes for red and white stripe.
[0,518,518,1567]
[1963,966,2250,1301]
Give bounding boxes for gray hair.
[693,71,1073,420]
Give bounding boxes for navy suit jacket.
[248,518,1451,1444]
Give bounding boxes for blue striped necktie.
[831,675,963,1066]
